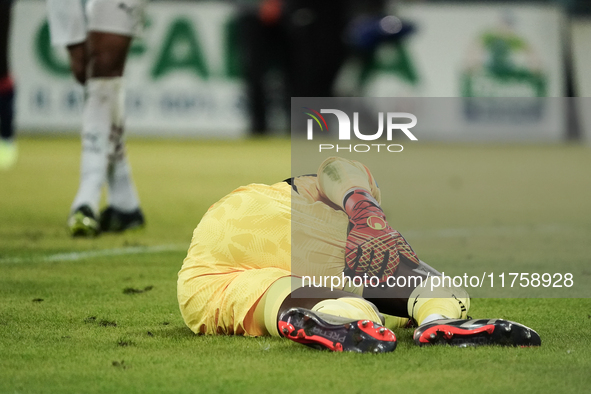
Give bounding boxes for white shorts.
[47,0,146,46]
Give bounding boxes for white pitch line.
[0,224,572,264]
[0,244,188,264]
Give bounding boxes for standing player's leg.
[236,9,276,135]
[67,31,132,236]
[45,0,96,234]
[86,30,144,233]
[68,0,145,236]
[66,42,87,85]
[0,0,16,170]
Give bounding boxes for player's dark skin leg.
[67,42,87,85]
[278,259,439,317]
[278,257,438,320]
[87,31,132,78]
[67,32,132,85]
[362,258,433,317]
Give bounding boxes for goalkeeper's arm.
[316,156,418,282]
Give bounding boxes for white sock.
[108,153,140,211]
[106,78,140,212]
[421,313,447,325]
[70,78,116,215]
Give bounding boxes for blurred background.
[6,0,591,142]
[1,4,590,389]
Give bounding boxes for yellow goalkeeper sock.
[414,298,463,326]
[407,277,471,326]
[311,297,383,324]
[253,278,384,337]
[252,276,296,337]
[382,313,409,330]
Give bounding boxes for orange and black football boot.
[278,308,397,353]
[413,318,541,347]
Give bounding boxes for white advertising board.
[356,3,567,141]
[570,19,591,143]
[363,3,566,98]
[10,1,567,141]
[11,1,246,137]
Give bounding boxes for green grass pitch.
[1,136,590,393]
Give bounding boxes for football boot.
[413,318,541,347]
[99,206,145,233]
[68,205,100,237]
[278,307,397,353]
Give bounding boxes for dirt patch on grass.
[112,360,129,369]
[84,316,117,327]
[99,319,117,327]
[123,285,153,295]
[117,338,134,347]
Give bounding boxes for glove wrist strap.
[343,188,383,218]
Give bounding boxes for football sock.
[252,276,295,337]
[382,313,409,329]
[420,313,447,325]
[311,297,383,324]
[317,156,381,209]
[414,299,462,326]
[106,77,140,212]
[71,78,115,215]
[407,277,471,326]
[107,155,141,212]
[252,278,385,337]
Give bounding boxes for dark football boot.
[413,318,541,347]
[99,206,145,233]
[278,307,397,353]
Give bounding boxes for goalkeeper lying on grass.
[177,156,541,353]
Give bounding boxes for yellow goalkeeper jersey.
[178,159,381,336]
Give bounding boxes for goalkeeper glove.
[343,188,419,283]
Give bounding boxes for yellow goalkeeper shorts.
[177,182,293,336]
[178,177,356,336]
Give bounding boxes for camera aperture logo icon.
[303,107,328,136]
